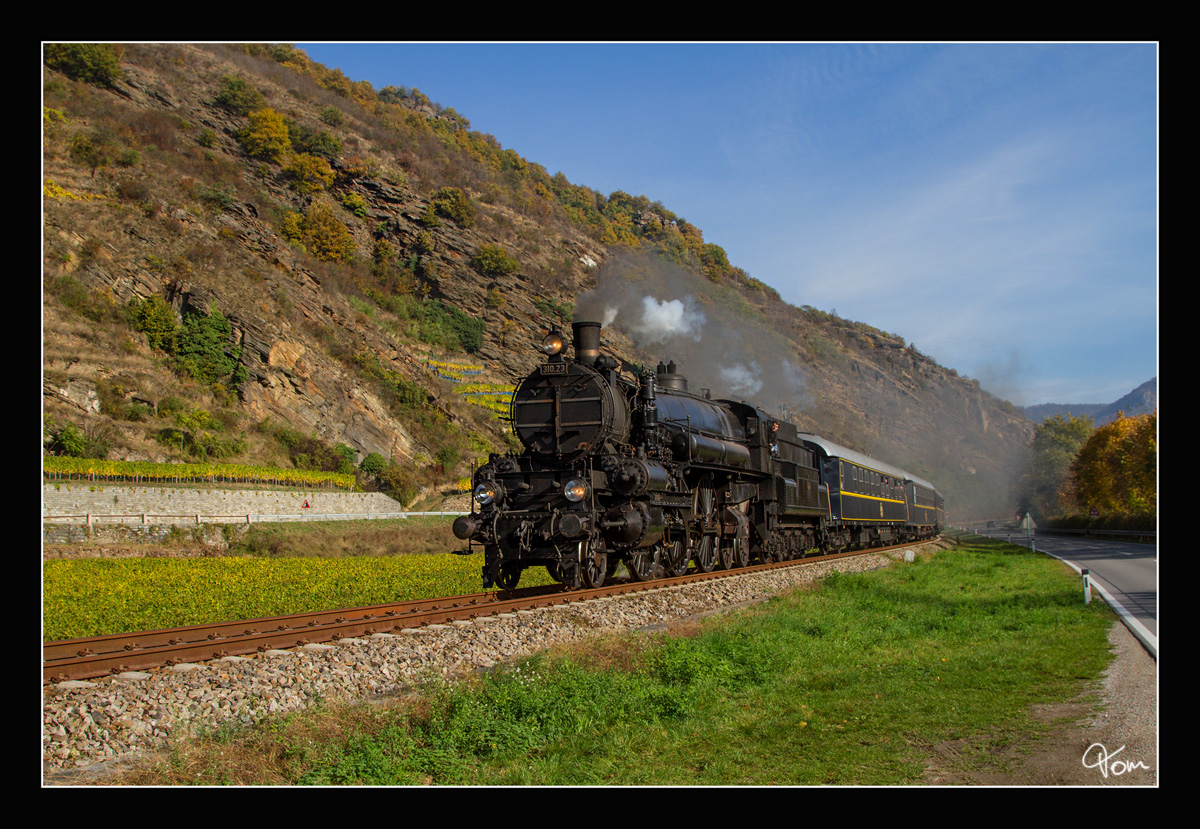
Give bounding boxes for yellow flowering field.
[43,553,553,641]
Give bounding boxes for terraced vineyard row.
[42,456,358,490]
[428,358,515,422]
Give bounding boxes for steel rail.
[44,541,929,684]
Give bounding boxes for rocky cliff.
[42,43,1033,519]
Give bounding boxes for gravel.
[42,541,1156,785]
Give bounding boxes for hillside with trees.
[42,43,1036,518]
[1013,411,1156,531]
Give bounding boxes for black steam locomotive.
[453,321,944,590]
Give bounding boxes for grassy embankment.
[90,532,1116,785]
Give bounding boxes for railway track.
[43,542,925,684]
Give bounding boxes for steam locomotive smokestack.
[572,320,601,366]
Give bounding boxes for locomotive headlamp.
[539,331,565,356]
[563,478,589,502]
[473,480,502,506]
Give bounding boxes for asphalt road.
[974,527,1157,657]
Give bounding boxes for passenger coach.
[800,435,943,547]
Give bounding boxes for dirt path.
[926,622,1157,786]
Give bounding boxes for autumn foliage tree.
[1016,413,1094,519]
[284,152,335,195]
[1068,411,1157,517]
[237,108,290,163]
[281,200,356,261]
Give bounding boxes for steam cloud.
[633,296,707,344]
[573,252,813,414]
[719,362,762,397]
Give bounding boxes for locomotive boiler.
[452,320,943,590]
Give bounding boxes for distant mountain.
[1022,378,1157,425]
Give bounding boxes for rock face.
[42,44,1033,519]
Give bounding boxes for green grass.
[113,535,1117,785]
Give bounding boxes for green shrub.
[534,297,572,325]
[352,352,430,410]
[49,423,87,457]
[69,131,115,177]
[214,76,266,116]
[289,123,342,161]
[44,43,122,87]
[342,192,369,218]
[159,425,247,461]
[48,421,113,459]
[413,231,435,255]
[378,463,418,504]
[335,444,357,475]
[197,185,234,212]
[472,243,519,278]
[360,451,387,475]
[430,187,476,227]
[127,295,178,351]
[435,444,461,469]
[411,301,485,354]
[173,306,244,387]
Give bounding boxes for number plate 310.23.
[539,362,568,375]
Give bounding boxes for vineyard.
[42,456,359,491]
[427,357,515,422]
[455,383,516,420]
[41,358,516,491]
[44,512,558,640]
[425,359,484,381]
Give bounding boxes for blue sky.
[296,42,1158,407]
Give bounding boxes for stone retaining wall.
[42,522,226,546]
[43,484,404,520]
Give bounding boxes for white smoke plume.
[573,251,813,414]
[718,362,763,397]
[631,296,706,345]
[780,359,808,400]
